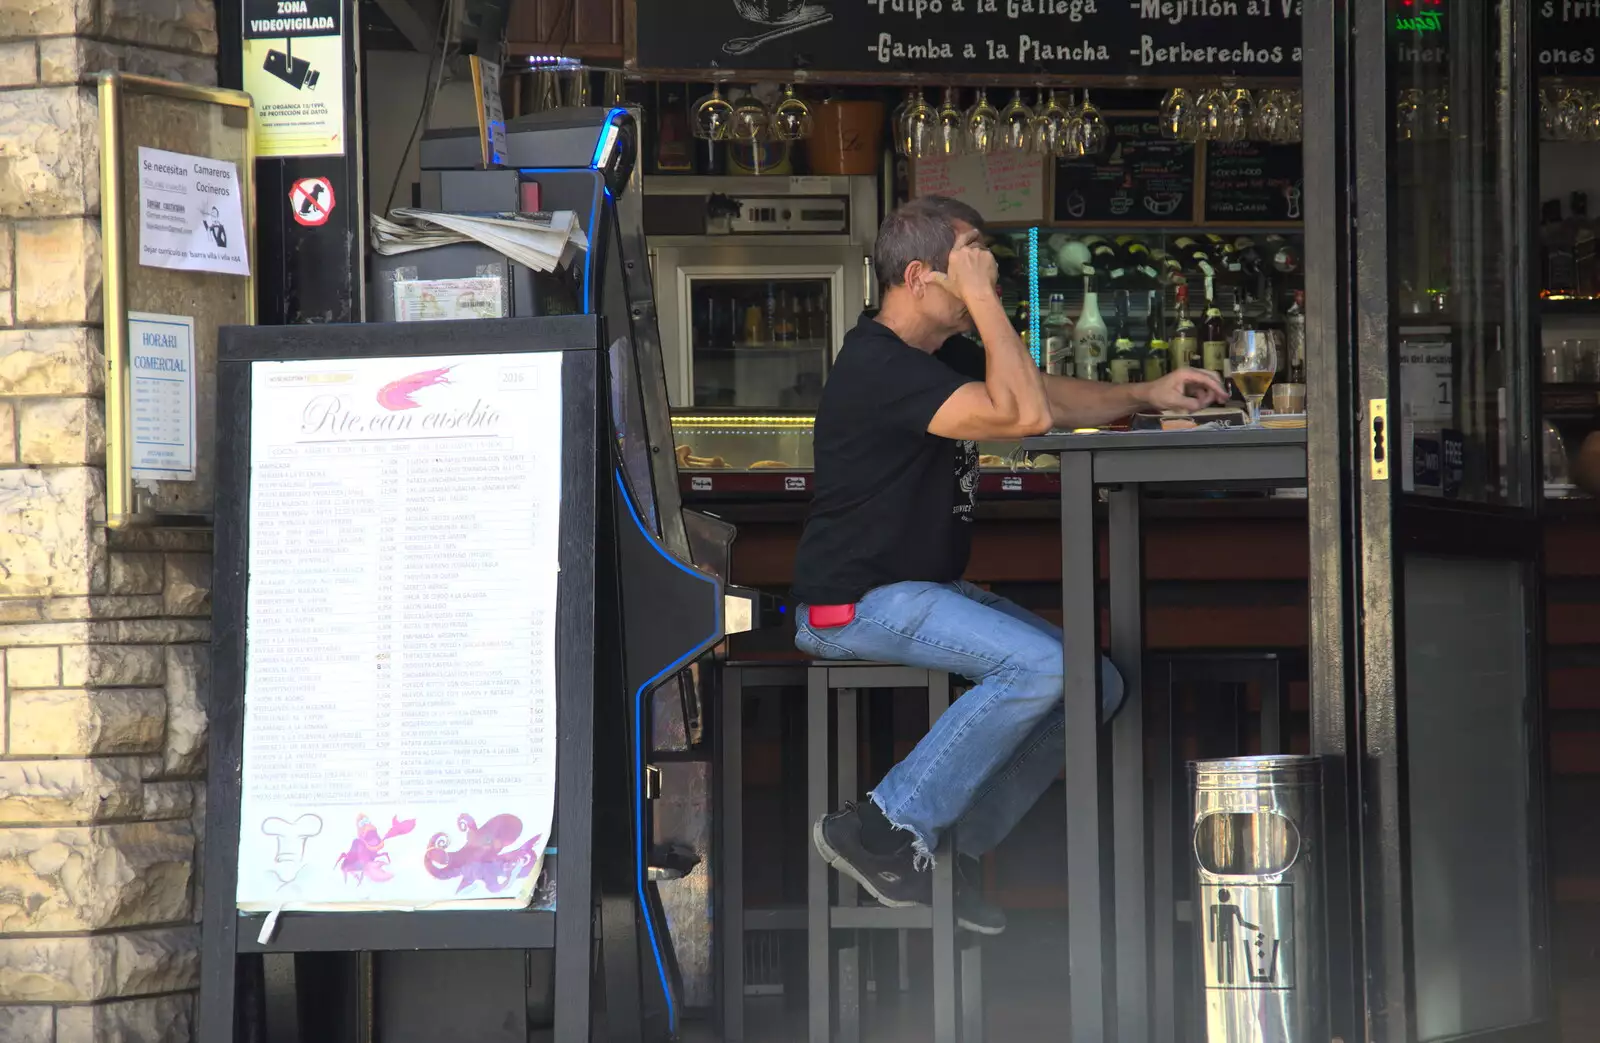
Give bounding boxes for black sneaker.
[953,856,1006,936]
[813,804,924,908]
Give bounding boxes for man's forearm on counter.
[1042,374,1145,428]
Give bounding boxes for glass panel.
[689,277,831,410]
[670,414,815,473]
[1390,3,1533,505]
[1403,554,1537,1040]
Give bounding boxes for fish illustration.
[377,366,453,410]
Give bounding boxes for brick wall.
[0,0,217,1037]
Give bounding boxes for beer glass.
[1229,329,1281,425]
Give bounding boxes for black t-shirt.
[791,315,986,605]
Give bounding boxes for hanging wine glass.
[602,71,626,108]
[728,88,771,142]
[1557,87,1586,142]
[1395,87,1422,142]
[772,84,813,141]
[693,83,734,140]
[936,87,966,156]
[563,67,591,108]
[1253,89,1285,143]
[891,88,915,157]
[1541,88,1561,140]
[1220,88,1252,142]
[966,88,1001,155]
[1196,87,1229,142]
[1032,89,1068,157]
[1060,90,1087,158]
[1159,87,1198,142]
[902,88,938,160]
[1285,90,1304,143]
[1000,89,1035,153]
[1077,90,1108,156]
[1425,87,1450,142]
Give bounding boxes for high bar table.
[1020,427,1307,1043]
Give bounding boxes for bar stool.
[719,660,983,1043]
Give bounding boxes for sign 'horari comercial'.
[634,0,1304,77]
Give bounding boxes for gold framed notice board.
[99,73,257,528]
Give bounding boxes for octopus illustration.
[424,813,543,894]
[335,813,417,884]
[377,366,452,410]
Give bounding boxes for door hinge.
[1369,398,1389,481]
[645,764,662,800]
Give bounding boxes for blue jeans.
[795,580,1125,863]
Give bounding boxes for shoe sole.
[812,818,1006,936]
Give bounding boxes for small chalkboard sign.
[1052,116,1196,226]
[1202,141,1304,224]
[912,151,1048,225]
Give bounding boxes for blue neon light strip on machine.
[614,469,722,1033]
[1028,227,1042,367]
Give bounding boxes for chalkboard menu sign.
[1201,140,1303,224]
[1534,2,1600,76]
[633,0,1303,79]
[1053,116,1196,225]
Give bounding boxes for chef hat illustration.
[261,814,323,863]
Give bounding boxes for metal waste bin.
[1190,755,1324,1043]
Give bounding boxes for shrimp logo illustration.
[377,366,453,411]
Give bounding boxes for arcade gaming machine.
[201,108,770,1043]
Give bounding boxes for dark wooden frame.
[199,316,603,1043]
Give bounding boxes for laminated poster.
[237,351,563,911]
[241,0,345,157]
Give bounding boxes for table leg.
[721,666,746,1042]
[1108,486,1148,1043]
[836,685,861,1043]
[1061,452,1111,1042]
[1150,660,1177,1043]
[928,672,958,1043]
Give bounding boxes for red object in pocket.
[807,604,856,628]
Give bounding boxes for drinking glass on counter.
[1229,329,1281,425]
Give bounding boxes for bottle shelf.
[1541,298,1600,315]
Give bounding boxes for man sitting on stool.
[792,196,1227,934]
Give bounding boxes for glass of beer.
[1228,329,1280,426]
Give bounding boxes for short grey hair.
[873,196,987,290]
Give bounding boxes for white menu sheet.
[236,352,562,912]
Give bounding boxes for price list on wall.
[236,352,563,912]
[635,0,1303,77]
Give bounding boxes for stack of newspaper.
[371,209,589,273]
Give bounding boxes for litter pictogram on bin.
[1202,883,1294,990]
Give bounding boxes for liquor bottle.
[1043,292,1073,376]
[1108,290,1140,384]
[1233,236,1265,277]
[1072,274,1108,382]
[1202,276,1229,387]
[1204,233,1242,273]
[1170,281,1199,374]
[773,290,798,343]
[1543,199,1575,296]
[1116,235,1161,282]
[1265,233,1301,274]
[1173,235,1216,278]
[1145,338,1169,381]
[654,84,693,173]
[1082,235,1120,280]
[742,297,766,345]
[1015,297,1033,357]
[1286,290,1307,384]
[1574,192,1597,297]
[764,284,781,344]
[1151,246,1185,284]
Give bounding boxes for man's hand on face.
[927,230,1000,307]
[1139,367,1230,412]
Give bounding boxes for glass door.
[681,268,840,411]
[1339,2,1553,1041]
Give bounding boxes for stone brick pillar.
[0,1,219,1040]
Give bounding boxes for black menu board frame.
[625,0,1306,82]
[1050,111,1198,228]
[1198,139,1305,228]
